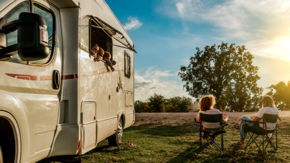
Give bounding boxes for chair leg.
[221,133,223,151]
[263,135,265,151]
[245,133,260,151]
[200,130,202,152]
[245,133,255,149]
[276,126,278,149]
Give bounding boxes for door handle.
[53,70,60,89]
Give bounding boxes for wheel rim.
[117,122,123,143]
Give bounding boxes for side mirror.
[0,12,49,61]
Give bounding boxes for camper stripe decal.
[5,66,125,81]
[5,73,38,80]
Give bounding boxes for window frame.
[28,2,56,66]
[89,18,113,60]
[124,51,131,78]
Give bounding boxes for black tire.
[0,146,3,163]
[108,118,123,146]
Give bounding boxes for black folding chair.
[243,114,278,151]
[195,113,227,152]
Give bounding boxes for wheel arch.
[0,111,21,163]
[117,111,126,127]
[0,92,31,163]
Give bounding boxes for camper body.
[0,0,135,162]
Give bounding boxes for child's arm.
[278,116,281,121]
[195,112,200,122]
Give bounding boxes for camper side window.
[124,51,131,78]
[30,4,54,65]
[1,1,31,64]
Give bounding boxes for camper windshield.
[0,0,14,12]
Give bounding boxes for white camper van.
[0,0,136,162]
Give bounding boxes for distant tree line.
[135,94,193,112]
[178,42,290,112]
[267,81,290,111]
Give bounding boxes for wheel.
[108,118,123,146]
[0,146,3,163]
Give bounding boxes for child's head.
[91,44,99,54]
[199,94,216,111]
[97,47,104,57]
[262,95,276,108]
[95,55,102,62]
[103,51,111,60]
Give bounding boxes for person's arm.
[278,116,281,121]
[252,116,260,121]
[254,108,265,121]
[196,112,201,122]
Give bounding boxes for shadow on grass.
[129,123,200,137]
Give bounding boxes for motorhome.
[0,0,136,162]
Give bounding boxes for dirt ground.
[135,111,290,126]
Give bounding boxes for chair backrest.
[263,114,278,123]
[200,113,222,123]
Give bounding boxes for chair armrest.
[241,119,263,124]
[221,122,228,126]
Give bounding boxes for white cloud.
[134,68,194,101]
[123,17,143,30]
[159,0,290,61]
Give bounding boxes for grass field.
[41,112,290,163]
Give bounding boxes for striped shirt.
[198,109,221,129]
[256,107,278,130]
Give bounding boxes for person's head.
[95,55,102,62]
[91,44,99,54]
[103,51,111,60]
[262,95,276,108]
[97,47,104,57]
[198,94,216,111]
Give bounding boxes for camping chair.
[195,113,227,152]
[243,114,278,151]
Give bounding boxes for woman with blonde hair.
[233,95,281,147]
[195,94,226,132]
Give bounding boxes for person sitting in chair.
[196,94,227,133]
[233,95,281,148]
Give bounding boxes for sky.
[106,0,290,102]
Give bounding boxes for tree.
[178,43,262,111]
[167,96,193,112]
[148,93,166,112]
[225,82,262,112]
[267,81,290,110]
[134,100,145,112]
[134,100,152,112]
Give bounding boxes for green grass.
[42,120,290,163]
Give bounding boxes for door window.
[30,4,54,64]
[0,2,55,65]
[1,1,30,64]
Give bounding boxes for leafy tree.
[134,100,152,112]
[267,81,290,110]
[134,100,145,112]
[178,43,262,111]
[148,93,166,112]
[167,96,193,112]
[226,82,262,112]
